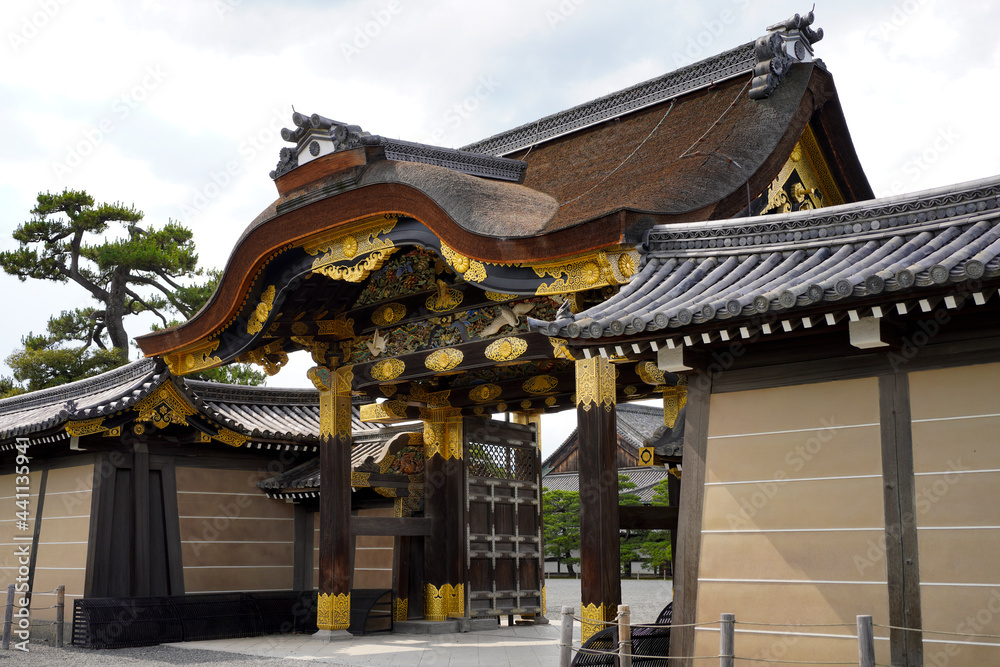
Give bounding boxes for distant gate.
[464,418,544,618]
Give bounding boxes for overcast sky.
[2,0,998,458]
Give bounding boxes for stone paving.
[167,622,567,666]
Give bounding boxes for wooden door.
[464,419,544,618]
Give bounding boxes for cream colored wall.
[910,362,1000,664]
[0,469,44,612]
[31,465,92,621]
[695,378,891,665]
[176,467,295,593]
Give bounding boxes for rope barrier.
[874,622,1000,641]
[734,621,857,628]
[572,647,720,660]
[732,657,855,665]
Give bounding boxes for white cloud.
[1,0,997,458]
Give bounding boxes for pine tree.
[0,189,264,394]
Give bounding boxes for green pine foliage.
[0,189,264,392]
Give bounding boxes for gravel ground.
[0,643,350,666]
[544,576,674,624]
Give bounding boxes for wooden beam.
[352,517,433,536]
[669,374,711,666]
[618,505,678,530]
[879,373,923,666]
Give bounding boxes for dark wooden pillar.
[879,373,923,666]
[311,365,353,632]
[421,408,465,621]
[575,357,620,642]
[669,372,711,666]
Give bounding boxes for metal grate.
[72,590,319,649]
[468,441,536,481]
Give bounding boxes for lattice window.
[467,441,535,481]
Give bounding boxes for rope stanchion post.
[618,604,632,667]
[55,585,65,648]
[1,584,13,650]
[857,615,875,667]
[720,613,735,667]
[560,606,574,667]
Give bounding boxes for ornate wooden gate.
[464,418,545,618]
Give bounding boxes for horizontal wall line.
[700,578,887,586]
[709,422,880,440]
[921,582,1000,588]
[924,637,1000,648]
[912,413,1000,424]
[918,526,1000,531]
[181,540,292,545]
[915,469,1000,477]
[703,528,884,534]
[705,474,881,486]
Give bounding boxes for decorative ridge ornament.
[749,10,823,100]
[271,111,526,182]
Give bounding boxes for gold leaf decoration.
[485,337,528,362]
[213,428,248,447]
[317,592,351,631]
[371,358,405,381]
[393,597,408,622]
[618,253,636,279]
[425,348,464,372]
[424,583,447,622]
[576,358,616,413]
[317,316,355,338]
[469,383,502,403]
[314,248,397,283]
[485,291,517,301]
[247,285,276,335]
[463,260,487,283]
[133,383,197,429]
[425,285,463,312]
[65,418,108,437]
[290,321,309,336]
[636,361,666,386]
[545,396,557,406]
[533,251,619,295]
[549,338,575,361]
[372,302,406,326]
[522,374,558,395]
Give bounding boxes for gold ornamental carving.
[523,374,558,395]
[440,242,488,284]
[393,597,408,622]
[425,348,463,372]
[533,251,615,295]
[133,383,197,428]
[424,583,448,622]
[317,316,355,339]
[575,358,616,413]
[485,337,527,362]
[425,280,463,312]
[580,602,613,643]
[485,291,517,301]
[549,338,575,361]
[212,428,248,448]
[618,253,636,279]
[238,340,290,376]
[65,417,109,437]
[663,385,688,429]
[636,361,666,386]
[165,339,222,376]
[317,592,351,631]
[360,400,409,423]
[372,303,406,327]
[306,217,398,283]
[247,285,276,335]
[371,358,405,381]
[469,383,502,404]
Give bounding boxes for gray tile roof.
[0,359,166,440]
[532,175,1000,342]
[542,466,671,504]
